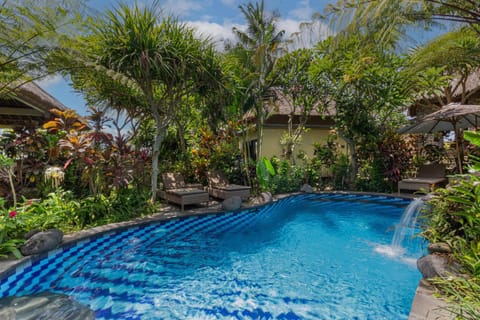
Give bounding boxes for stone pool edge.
[0,191,449,320]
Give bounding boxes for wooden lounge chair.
[398,164,448,194]
[206,170,251,200]
[159,173,209,211]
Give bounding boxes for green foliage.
[331,154,351,190]
[308,134,350,190]
[0,0,86,93]
[231,0,285,158]
[325,0,480,51]
[310,34,408,184]
[82,2,225,202]
[0,187,155,260]
[0,154,16,207]
[355,158,386,192]
[23,190,79,230]
[23,188,155,231]
[270,158,306,194]
[405,27,480,108]
[465,131,480,172]
[418,130,480,318]
[430,276,480,320]
[256,157,276,192]
[252,156,312,194]
[273,48,326,162]
[421,174,480,254]
[2,188,152,241]
[0,198,24,258]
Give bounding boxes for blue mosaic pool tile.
[0,193,415,317]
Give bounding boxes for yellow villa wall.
[260,127,347,161]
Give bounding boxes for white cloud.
[278,19,302,38]
[187,20,242,50]
[36,75,63,89]
[280,19,333,50]
[289,0,314,20]
[187,18,332,51]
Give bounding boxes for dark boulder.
[427,242,452,254]
[20,229,63,256]
[300,184,313,193]
[417,254,461,279]
[258,192,273,204]
[222,196,242,211]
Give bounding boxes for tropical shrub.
[22,190,79,231]
[378,130,415,189]
[23,188,156,231]
[0,198,24,258]
[355,157,386,192]
[309,133,351,190]
[355,131,414,193]
[257,157,307,194]
[188,125,244,185]
[271,163,305,194]
[0,186,157,259]
[419,130,480,319]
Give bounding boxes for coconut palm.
[405,26,480,108]
[232,0,285,159]
[325,0,480,46]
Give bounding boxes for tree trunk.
[177,121,186,153]
[241,122,252,186]
[340,133,357,187]
[256,104,264,161]
[7,168,16,208]
[150,120,164,203]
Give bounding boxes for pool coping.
[0,191,449,319]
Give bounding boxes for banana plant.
[256,156,276,192]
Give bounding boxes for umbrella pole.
[455,125,463,174]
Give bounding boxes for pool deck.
[0,191,452,320]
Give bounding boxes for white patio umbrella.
[398,102,480,174]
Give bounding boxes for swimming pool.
[0,193,423,319]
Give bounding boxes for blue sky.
[37,0,442,116]
[37,0,333,116]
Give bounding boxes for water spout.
[391,198,425,253]
[375,198,425,262]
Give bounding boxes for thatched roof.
[0,82,67,129]
[244,88,336,128]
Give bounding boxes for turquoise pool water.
[0,194,423,319]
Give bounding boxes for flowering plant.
[0,199,24,258]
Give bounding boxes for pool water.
[0,194,423,319]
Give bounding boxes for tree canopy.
[0,0,86,94]
[68,2,225,201]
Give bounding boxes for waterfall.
[375,198,425,261]
[390,198,425,254]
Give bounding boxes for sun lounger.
[206,170,251,200]
[159,173,209,211]
[398,164,447,194]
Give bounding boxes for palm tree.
[78,2,223,202]
[405,26,480,107]
[325,0,480,45]
[232,0,285,159]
